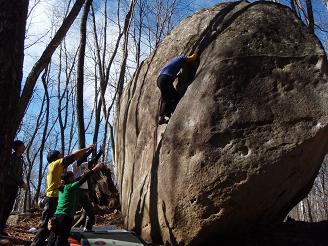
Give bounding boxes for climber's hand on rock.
[186,53,198,62]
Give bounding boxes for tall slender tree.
[76,0,93,148]
[0,0,29,177]
[305,0,314,34]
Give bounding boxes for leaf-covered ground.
[2,212,328,246]
[0,209,124,246]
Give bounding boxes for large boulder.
[115,1,328,245]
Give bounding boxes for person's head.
[13,140,25,156]
[59,171,75,192]
[47,150,62,163]
[61,171,75,184]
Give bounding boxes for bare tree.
[76,0,93,149]
[116,0,136,111]
[90,0,133,158]
[289,157,328,222]
[0,0,29,178]
[34,66,51,205]
[23,94,46,211]
[305,0,315,33]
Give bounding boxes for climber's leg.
[159,99,169,125]
[168,99,178,116]
[157,74,175,124]
[168,87,181,115]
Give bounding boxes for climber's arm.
[176,53,197,78]
[75,163,106,187]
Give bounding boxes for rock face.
[115,1,328,245]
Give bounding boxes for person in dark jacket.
[31,144,95,246]
[0,140,27,236]
[47,163,105,246]
[157,53,197,124]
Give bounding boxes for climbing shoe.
[158,117,169,125]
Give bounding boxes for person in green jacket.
[47,162,105,246]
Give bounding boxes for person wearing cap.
[0,140,26,236]
[157,53,198,125]
[31,144,95,246]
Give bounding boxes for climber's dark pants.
[157,74,180,118]
[78,189,95,230]
[31,197,58,246]
[0,183,18,233]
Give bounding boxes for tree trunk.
[116,0,136,112]
[305,0,314,34]
[108,123,115,162]
[90,3,108,151]
[34,67,51,204]
[0,0,28,179]
[76,0,93,149]
[290,0,296,13]
[57,46,66,155]
[306,197,314,222]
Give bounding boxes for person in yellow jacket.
[157,53,198,124]
[31,144,95,246]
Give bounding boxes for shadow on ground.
[216,219,328,246]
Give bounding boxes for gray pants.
[31,196,58,246]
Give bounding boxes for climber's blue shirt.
[159,55,187,78]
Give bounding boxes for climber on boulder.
[157,53,198,125]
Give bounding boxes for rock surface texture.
[115,1,328,245]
